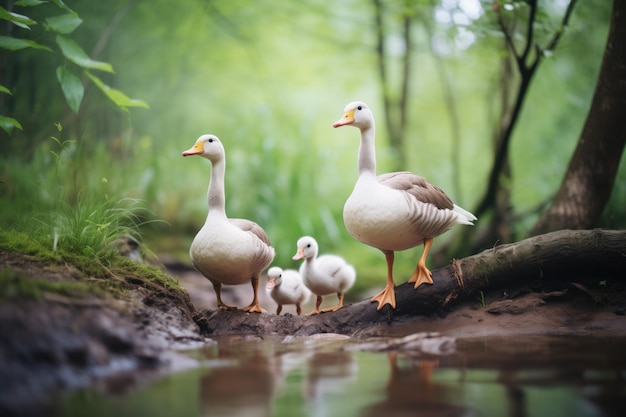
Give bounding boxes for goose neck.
[207,158,227,218]
[358,125,377,177]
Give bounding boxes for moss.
[0,268,98,301]
[0,229,185,300]
[0,230,61,262]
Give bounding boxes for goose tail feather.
[453,204,477,225]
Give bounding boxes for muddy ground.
[1,251,625,416]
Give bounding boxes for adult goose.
[182,134,275,313]
[292,236,356,315]
[333,101,476,310]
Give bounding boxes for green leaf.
[0,85,12,95]
[0,115,24,134]
[85,72,149,110]
[15,0,48,6]
[51,0,73,12]
[0,6,36,29]
[46,12,82,34]
[56,66,83,113]
[55,35,113,72]
[0,36,52,51]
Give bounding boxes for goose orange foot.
[243,303,264,313]
[321,293,345,313]
[371,283,396,310]
[306,295,324,316]
[408,238,434,289]
[407,265,434,289]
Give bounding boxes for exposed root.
[450,258,464,290]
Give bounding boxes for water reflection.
[199,337,276,417]
[304,350,357,416]
[57,335,626,417]
[362,353,466,417]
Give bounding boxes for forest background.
[0,0,622,297]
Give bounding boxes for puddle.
[55,334,626,417]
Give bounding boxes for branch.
[372,0,394,143]
[196,229,626,336]
[520,0,538,64]
[399,15,411,134]
[543,0,579,54]
[90,1,138,60]
[422,16,462,201]
[495,2,521,70]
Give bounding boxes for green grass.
[0,229,185,300]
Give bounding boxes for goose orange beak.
[182,142,204,156]
[333,109,355,128]
[266,277,277,290]
[292,248,305,261]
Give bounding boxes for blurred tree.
[531,0,626,235]
[371,0,415,171]
[469,0,579,247]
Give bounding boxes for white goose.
[182,134,275,313]
[292,236,356,315]
[333,101,476,310]
[266,266,311,315]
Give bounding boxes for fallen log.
[194,229,626,336]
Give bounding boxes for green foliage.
[55,34,113,72]
[39,189,146,258]
[0,35,51,51]
[0,0,146,134]
[1,124,159,260]
[86,71,150,111]
[0,115,22,132]
[45,11,82,34]
[0,5,36,28]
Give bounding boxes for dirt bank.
[0,252,207,417]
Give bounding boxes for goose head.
[182,134,224,163]
[266,266,283,290]
[292,236,318,261]
[332,101,373,130]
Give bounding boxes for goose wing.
[379,172,454,210]
[230,218,272,246]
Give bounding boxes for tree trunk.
[532,0,626,235]
[195,229,626,336]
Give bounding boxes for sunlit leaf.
[0,6,36,29]
[15,0,48,6]
[0,115,23,134]
[56,66,83,113]
[46,12,82,34]
[0,36,52,51]
[85,72,149,110]
[55,35,113,72]
[0,85,12,95]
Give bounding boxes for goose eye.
[357,105,362,110]
[208,138,214,143]
[306,244,311,248]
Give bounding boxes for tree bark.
[532,0,626,235]
[195,229,626,336]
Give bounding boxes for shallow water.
[56,334,626,417]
